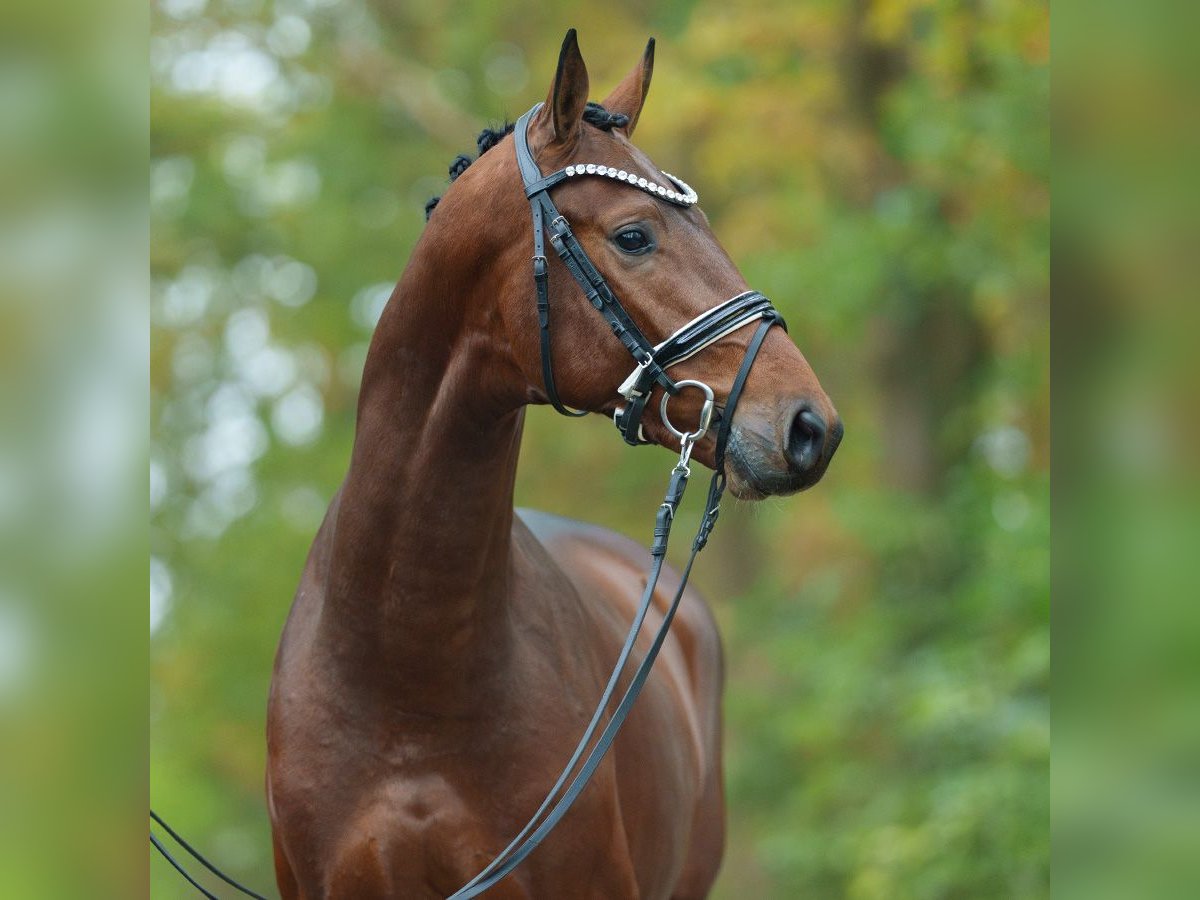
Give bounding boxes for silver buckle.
[618,358,653,400]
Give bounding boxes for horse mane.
[424,102,630,221]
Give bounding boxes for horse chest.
[271,644,692,898]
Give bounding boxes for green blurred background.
[150,0,1048,897]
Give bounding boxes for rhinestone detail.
[556,163,700,206]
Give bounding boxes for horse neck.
[320,236,529,702]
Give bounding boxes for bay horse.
[267,31,841,899]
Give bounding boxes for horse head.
[426,30,842,498]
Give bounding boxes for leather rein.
[150,102,786,899]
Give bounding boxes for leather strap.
[530,192,586,417]
[614,293,784,447]
[451,311,784,900]
[449,473,685,900]
[614,391,651,445]
[546,215,666,377]
[654,292,778,370]
[515,105,668,417]
[694,313,780,552]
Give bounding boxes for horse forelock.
[424,102,628,221]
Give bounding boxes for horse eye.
[613,227,652,254]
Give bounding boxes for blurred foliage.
[150,0,1048,897]
[1053,3,1200,899]
[1,0,145,897]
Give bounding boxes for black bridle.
[151,101,787,899]
[513,102,784,447]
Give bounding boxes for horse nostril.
[786,407,827,473]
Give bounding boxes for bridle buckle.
[617,356,654,400]
[613,406,648,444]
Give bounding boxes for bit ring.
[661,380,715,447]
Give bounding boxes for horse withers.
[267,31,841,899]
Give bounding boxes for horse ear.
[538,29,590,146]
[601,38,655,137]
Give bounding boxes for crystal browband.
[561,164,699,207]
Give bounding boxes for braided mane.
[424,102,629,221]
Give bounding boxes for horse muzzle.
[725,401,843,498]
